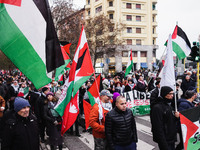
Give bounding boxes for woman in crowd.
[43,92,63,150]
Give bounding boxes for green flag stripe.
[73,75,92,97]
[125,62,133,77]
[55,59,71,81]
[0,4,50,89]
[172,41,186,60]
[88,91,96,106]
[55,81,74,116]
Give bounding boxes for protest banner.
[122,90,151,115]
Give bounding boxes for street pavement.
[34,115,181,150]
[44,115,160,150]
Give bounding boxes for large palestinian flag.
[125,49,133,77]
[179,106,200,150]
[166,25,191,60]
[0,0,64,89]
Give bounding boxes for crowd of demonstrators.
[0,71,65,150]
[0,67,199,150]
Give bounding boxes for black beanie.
[160,86,173,98]
[42,87,48,93]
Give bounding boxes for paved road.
[39,115,180,150]
[61,115,159,150]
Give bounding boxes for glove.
[54,120,58,125]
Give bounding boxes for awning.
[141,63,148,68]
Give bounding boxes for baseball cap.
[100,89,113,97]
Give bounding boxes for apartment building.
[85,0,158,73]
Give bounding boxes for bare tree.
[51,0,83,58]
[85,14,125,69]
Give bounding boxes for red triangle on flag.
[61,46,70,60]
[63,43,71,55]
[179,113,199,149]
[0,0,21,6]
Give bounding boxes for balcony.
[85,4,91,10]
[152,0,157,4]
[107,7,115,13]
[152,21,157,27]
[152,10,157,15]
[152,33,158,38]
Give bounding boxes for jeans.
[115,142,137,150]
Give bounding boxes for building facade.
[85,0,158,73]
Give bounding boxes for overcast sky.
[73,0,200,59]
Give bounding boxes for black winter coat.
[105,107,138,150]
[150,97,177,150]
[1,110,39,150]
[43,102,62,146]
[136,81,147,92]
[35,93,46,122]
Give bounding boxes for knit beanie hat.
[14,97,30,112]
[160,86,173,98]
[46,92,54,98]
[113,92,120,102]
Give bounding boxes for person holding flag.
[150,86,179,150]
[89,89,113,150]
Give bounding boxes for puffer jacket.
[105,107,138,150]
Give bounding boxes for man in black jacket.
[150,86,179,150]
[105,96,138,150]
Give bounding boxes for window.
[136,16,141,21]
[95,0,99,2]
[136,4,141,9]
[133,51,137,57]
[126,15,132,21]
[141,51,147,57]
[136,39,141,45]
[88,0,90,4]
[127,39,132,45]
[153,40,155,45]
[152,4,156,10]
[136,28,141,33]
[88,10,90,15]
[109,14,113,19]
[122,51,128,57]
[153,27,155,34]
[126,3,132,9]
[109,1,113,7]
[127,27,132,33]
[95,6,102,13]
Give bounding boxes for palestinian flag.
[165,25,191,60]
[179,106,200,150]
[83,74,101,129]
[55,26,94,134]
[0,0,64,89]
[55,46,71,81]
[125,49,133,77]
